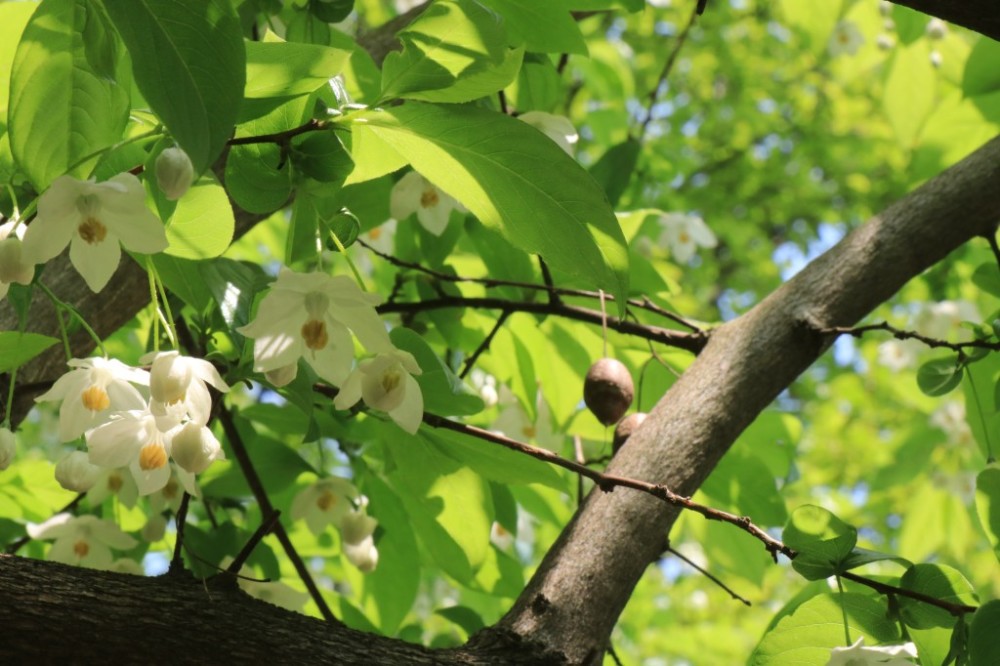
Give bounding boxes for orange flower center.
[139,443,168,471]
[78,217,108,244]
[107,472,123,492]
[81,385,110,412]
[420,187,439,209]
[301,319,328,351]
[316,490,337,512]
[522,424,536,438]
[73,539,90,558]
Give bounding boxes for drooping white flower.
[85,409,181,495]
[829,21,864,57]
[0,427,15,470]
[238,269,393,387]
[155,147,195,200]
[0,221,34,300]
[913,301,979,341]
[35,357,149,443]
[27,513,138,570]
[657,213,717,264]
[826,637,918,666]
[86,467,139,508]
[141,351,229,426]
[290,477,360,536]
[170,422,224,474]
[389,171,464,236]
[344,533,379,573]
[333,349,424,434]
[340,498,379,573]
[876,339,920,372]
[518,111,579,156]
[21,174,169,292]
[54,450,103,492]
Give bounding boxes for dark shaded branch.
[821,321,999,354]
[889,0,1000,42]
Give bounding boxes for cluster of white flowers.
[877,300,980,372]
[239,267,425,434]
[657,212,718,264]
[828,21,864,57]
[291,477,379,572]
[39,352,228,496]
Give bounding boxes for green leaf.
[435,605,486,635]
[291,131,353,184]
[916,357,963,396]
[883,42,935,148]
[899,563,978,629]
[478,0,586,54]
[0,332,60,373]
[975,467,1000,560]
[103,0,245,173]
[9,0,130,189]
[199,258,267,332]
[320,209,360,251]
[425,428,565,489]
[783,505,857,581]
[151,255,213,311]
[839,547,910,572]
[389,327,485,417]
[0,1,36,112]
[164,172,235,259]
[963,38,1000,97]
[971,263,1000,299]
[310,0,354,24]
[224,142,292,214]
[245,39,350,99]
[588,138,640,208]
[891,5,927,45]
[380,0,523,104]
[750,593,899,664]
[970,600,1000,666]
[350,104,629,310]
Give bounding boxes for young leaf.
[103,0,245,173]
[350,104,629,310]
[0,332,60,373]
[969,600,1000,666]
[245,39,350,99]
[782,505,857,580]
[164,172,235,259]
[898,563,978,629]
[916,357,963,396]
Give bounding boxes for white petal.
[86,414,148,468]
[69,230,121,292]
[332,369,363,410]
[389,171,423,221]
[27,512,74,539]
[190,358,229,393]
[390,374,424,434]
[21,176,82,264]
[89,518,139,550]
[130,457,171,496]
[416,199,452,236]
[308,320,355,386]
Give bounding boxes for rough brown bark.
[889,0,1000,43]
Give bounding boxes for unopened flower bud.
[149,352,193,405]
[0,427,15,470]
[170,422,223,474]
[340,508,377,545]
[344,535,378,572]
[55,450,102,492]
[155,147,194,201]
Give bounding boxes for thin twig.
[227,510,282,574]
[459,310,511,379]
[639,2,700,138]
[820,321,999,354]
[169,492,192,573]
[840,571,976,616]
[228,120,325,146]
[668,545,751,606]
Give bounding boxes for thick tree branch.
[889,0,1000,43]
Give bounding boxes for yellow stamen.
[316,490,337,512]
[420,187,439,209]
[381,370,402,394]
[301,319,328,350]
[522,424,536,438]
[139,443,168,471]
[78,217,108,244]
[73,540,90,558]
[81,385,110,412]
[369,227,382,240]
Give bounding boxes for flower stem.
[837,575,851,645]
[38,282,106,358]
[327,229,365,286]
[146,259,161,352]
[3,366,17,429]
[148,259,178,348]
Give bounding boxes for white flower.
[0,427,15,470]
[340,500,379,573]
[913,301,979,341]
[876,339,920,372]
[86,467,139,508]
[468,369,499,408]
[141,351,229,426]
[518,111,579,156]
[54,450,103,492]
[492,385,560,450]
[876,33,895,51]
[35,357,149,442]
[657,213,717,264]
[389,171,464,236]
[826,637,918,665]
[142,514,167,542]
[926,18,947,40]
[344,534,379,572]
[829,21,864,57]
[290,477,360,536]
[155,147,194,200]
[0,221,34,300]
[170,422,224,474]
[333,349,424,434]
[85,409,183,496]
[149,466,197,513]
[21,174,169,292]
[239,269,393,387]
[27,513,138,570]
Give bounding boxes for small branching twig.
[820,321,1000,354]
[227,510,282,575]
[459,310,511,379]
[668,545,751,606]
[168,492,192,574]
[639,2,700,138]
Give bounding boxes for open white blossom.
[826,637,918,665]
[290,477,360,536]
[829,21,864,57]
[657,213,717,264]
[21,174,169,292]
[518,111,579,156]
[85,408,187,496]
[876,339,921,372]
[0,221,34,300]
[913,300,979,341]
[390,171,464,236]
[492,385,560,450]
[239,269,392,387]
[170,422,224,474]
[142,351,229,426]
[0,427,15,470]
[333,349,424,434]
[87,467,139,508]
[27,513,138,570]
[55,450,103,492]
[35,357,149,442]
[155,147,195,200]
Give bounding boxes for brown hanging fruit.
[583,358,634,426]
[613,412,647,454]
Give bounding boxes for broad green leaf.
[471,543,524,597]
[291,131,353,185]
[389,327,485,416]
[505,52,561,111]
[9,0,130,189]
[343,126,408,184]
[245,39,350,99]
[975,467,1000,560]
[478,0,586,54]
[916,356,962,396]
[103,0,245,173]
[164,172,235,259]
[588,138,640,208]
[0,2,38,111]
[898,563,978,629]
[891,5,927,45]
[839,547,910,572]
[199,258,267,332]
[380,0,522,104]
[750,593,899,665]
[425,429,565,489]
[224,142,292,214]
[775,0,842,55]
[350,104,629,309]
[435,605,486,636]
[700,450,787,527]
[151,255,213,311]
[908,626,954,666]
[0,332,60,373]
[972,263,1000,299]
[963,38,1000,97]
[970,600,1000,666]
[310,0,354,24]
[883,42,935,148]
[783,505,857,580]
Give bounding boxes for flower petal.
[390,374,424,434]
[69,230,122,292]
[389,171,423,221]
